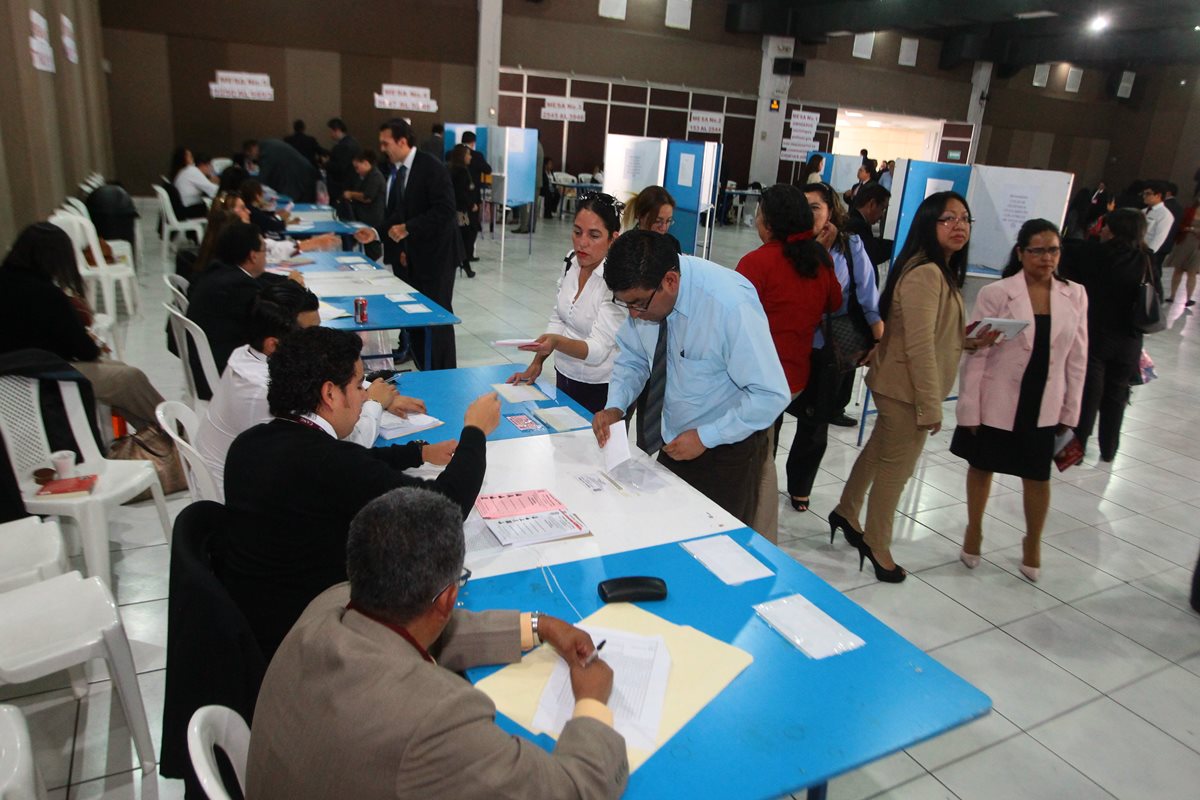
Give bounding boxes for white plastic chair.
[0,376,172,588]
[578,172,593,183]
[153,185,206,267]
[155,402,219,503]
[163,304,220,410]
[187,706,250,800]
[163,274,189,313]
[61,199,137,273]
[47,212,140,317]
[0,705,48,800]
[63,196,89,217]
[0,518,68,594]
[0,572,157,776]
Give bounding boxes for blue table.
[286,219,364,237]
[289,203,334,213]
[375,363,592,446]
[282,251,381,274]
[465,528,991,799]
[322,294,460,370]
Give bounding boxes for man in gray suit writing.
[246,487,628,799]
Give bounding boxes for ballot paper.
[754,593,865,659]
[463,512,502,553]
[386,293,414,302]
[335,255,362,263]
[533,627,670,751]
[400,303,431,313]
[492,338,539,347]
[682,535,775,585]
[377,412,443,439]
[475,489,565,519]
[491,382,547,403]
[484,509,589,546]
[601,421,632,471]
[533,405,590,432]
[973,317,1029,340]
[350,263,378,271]
[317,301,351,321]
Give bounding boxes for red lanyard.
[346,601,435,664]
[282,414,325,433]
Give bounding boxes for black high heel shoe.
[827,510,864,549]
[855,541,907,583]
[789,496,809,513]
[461,263,476,278]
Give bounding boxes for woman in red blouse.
[737,184,842,535]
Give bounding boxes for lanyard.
[346,600,435,664]
[281,414,325,433]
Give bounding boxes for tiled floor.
[5,204,1199,799]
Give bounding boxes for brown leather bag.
[84,238,116,266]
[108,427,187,502]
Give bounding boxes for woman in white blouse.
[171,147,218,217]
[507,193,627,413]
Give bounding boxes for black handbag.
[785,330,842,422]
[1132,253,1166,334]
[826,239,875,371]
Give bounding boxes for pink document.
[475,489,566,519]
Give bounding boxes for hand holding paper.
[601,421,632,471]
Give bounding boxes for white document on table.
[484,509,589,546]
[386,293,414,302]
[491,382,547,403]
[601,422,632,471]
[533,626,670,751]
[533,405,590,432]
[400,303,431,313]
[492,338,539,347]
[463,511,503,553]
[975,317,1029,341]
[377,413,443,439]
[754,593,865,659]
[682,535,774,585]
[317,301,350,321]
[335,255,361,263]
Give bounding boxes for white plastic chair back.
[0,518,69,594]
[578,173,593,183]
[153,184,184,227]
[63,197,90,217]
[210,157,233,175]
[187,706,250,800]
[163,303,220,406]
[552,172,576,185]
[0,704,48,800]
[164,274,190,312]
[0,377,105,480]
[155,401,219,502]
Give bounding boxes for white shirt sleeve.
[174,165,218,206]
[581,292,627,367]
[344,400,384,447]
[265,238,297,263]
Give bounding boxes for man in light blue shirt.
[592,231,789,526]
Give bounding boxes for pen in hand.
[583,639,607,667]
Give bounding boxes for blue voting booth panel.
[664,140,705,256]
[445,123,489,162]
[505,128,539,207]
[891,161,972,261]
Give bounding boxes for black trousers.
[555,370,607,415]
[396,260,457,370]
[658,429,768,527]
[458,224,477,268]
[775,367,855,497]
[1075,333,1141,461]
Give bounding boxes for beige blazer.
[246,584,629,800]
[866,257,965,426]
[956,274,1089,430]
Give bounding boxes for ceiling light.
[1088,15,1110,32]
[845,111,863,117]
[1194,25,1199,31]
[1015,10,1058,19]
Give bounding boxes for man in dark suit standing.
[355,118,462,369]
[284,120,324,166]
[257,138,319,203]
[461,131,491,262]
[845,182,893,278]
[326,118,361,213]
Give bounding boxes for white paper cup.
[51,450,76,479]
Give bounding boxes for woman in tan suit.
[831,192,992,583]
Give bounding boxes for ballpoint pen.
[583,639,607,667]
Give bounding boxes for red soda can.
[353,296,368,324]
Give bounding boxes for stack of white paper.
[681,535,774,585]
[484,510,589,546]
[533,626,671,750]
[491,382,547,403]
[754,594,865,659]
[377,412,443,439]
[317,301,350,321]
[533,405,590,432]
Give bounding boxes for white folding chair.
[0,518,68,594]
[578,172,593,183]
[153,185,206,267]
[0,705,48,800]
[163,304,220,410]
[63,196,89,217]
[47,212,140,317]
[0,376,172,588]
[0,573,157,776]
[187,705,250,800]
[62,199,137,273]
[163,274,190,313]
[155,402,219,503]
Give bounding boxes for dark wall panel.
[166,36,232,169]
[647,109,687,140]
[567,102,607,176]
[609,105,645,136]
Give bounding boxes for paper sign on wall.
[789,111,820,143]
[780,139,818,162]
[61,15,78,65]
[209,71,275,101]
[687,111,724,135]
[29,11,55,73]
[541,97,586,122]
[374,84,438,113]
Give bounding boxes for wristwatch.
[530,611,542,645]
[412,440,429,462]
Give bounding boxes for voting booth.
[484,126,539,261]
[445,123,489,162]
[601,135,721,257]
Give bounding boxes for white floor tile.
[919,559,1064,626]
[60,770,186,799]
[987,542,1125,603]
[976,492,1088,538]
[7,687,78,790]
[928,630,1100,729]
[1110,665,1200,754]
[1129,565,1198,614]
[827,751,926,800]
[1042,527,1176,582]
[1094,516,1200,568]
[1141,502,1200,538]
[71,670,165,784]
[1001,605,1170,692]
[110,545,171,606]
[1028,697,1200,800]
[905,710,1022,773]
[865,774,961,800]
[933,733,1114,800]
[907,503,1027,555]
[1072,585,1200,662]
[845,577,992,651]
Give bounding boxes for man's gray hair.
[346,487,466,623]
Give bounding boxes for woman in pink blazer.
[951,219,1088,582]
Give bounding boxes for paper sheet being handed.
[600,421,632,471]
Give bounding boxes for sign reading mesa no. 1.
[374,84,438,113]
[541,97,586,122]
[209,71,274,101]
